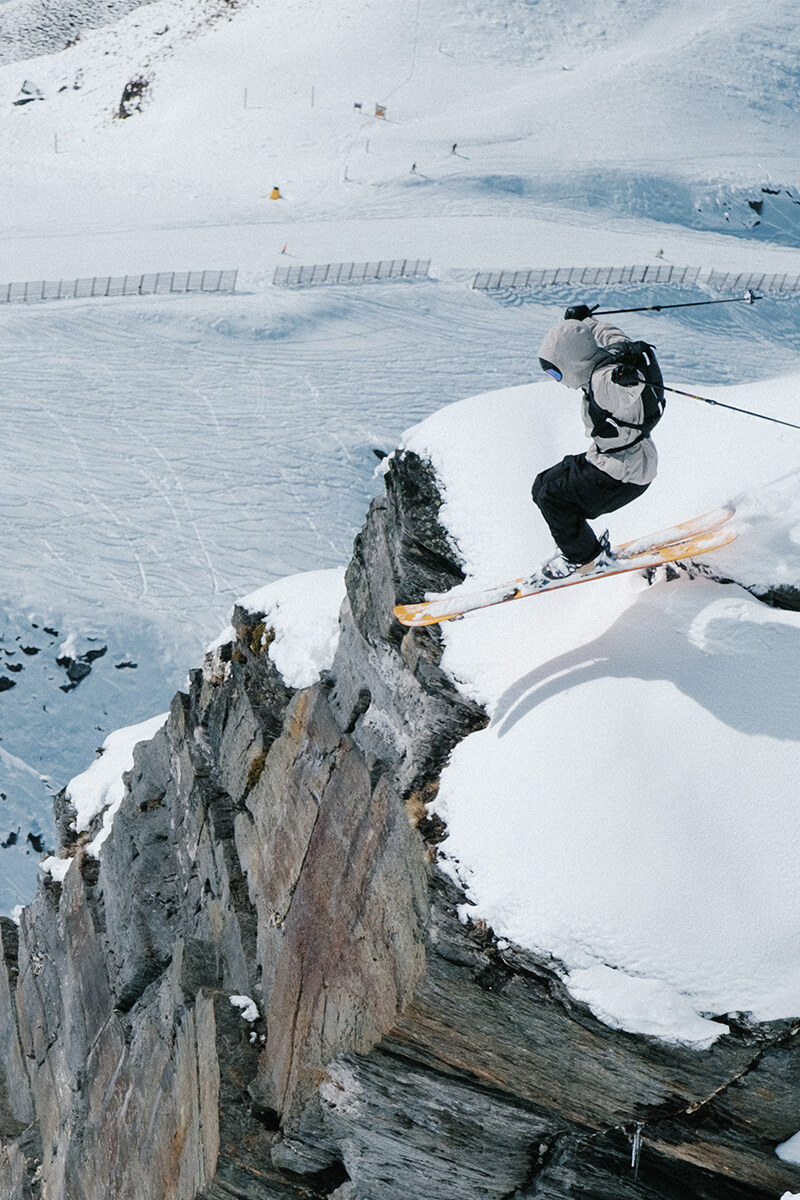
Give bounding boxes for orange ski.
[393,510,736,628]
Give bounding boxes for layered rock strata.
[1,452,799,1200]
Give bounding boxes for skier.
[533,305,662,578]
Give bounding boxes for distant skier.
[533,305,664,578]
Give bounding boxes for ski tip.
[393,605,459,627]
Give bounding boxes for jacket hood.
[538,320,610,389]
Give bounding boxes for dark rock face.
[0,450,799,1199]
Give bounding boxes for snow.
[64,713,168,855]
[229,994,259,1022]
[236,568,346,689]
[0,0,155,66]
[0,0,798,1053]
[0,745,54,907]
[777,1136,800,1167]
[40,854,72,883]
[402,377,800,1046]
[564,966,725,1050]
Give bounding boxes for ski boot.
[541,530,614,581]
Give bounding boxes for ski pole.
[664,384,800,431]
[591,291,761,316]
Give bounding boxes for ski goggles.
[539,357,562,381]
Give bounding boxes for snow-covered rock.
[402,378,800,1047]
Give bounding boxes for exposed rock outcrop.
[0,0,249,68]
[1,452,799,1200]
[0,0,155,67]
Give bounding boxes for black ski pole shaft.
[592,292,761,316]
[664,384,800,431]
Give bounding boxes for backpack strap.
[585,341,664,454]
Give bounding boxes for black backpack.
[586,340,665,451]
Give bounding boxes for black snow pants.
[531,452,650,565]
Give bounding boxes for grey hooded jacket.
[537,317,658,486]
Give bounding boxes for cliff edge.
[1,451,799,1200]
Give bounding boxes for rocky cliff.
[1,452,800,1200]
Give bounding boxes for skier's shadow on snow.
[493,582,800,742]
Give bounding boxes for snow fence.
[0,269,238,304]
[472,264,800,293]
[272,259,431,286]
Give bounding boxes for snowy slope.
[2,0,800,260]
[0,0,799,963]
[402,376,800,1047]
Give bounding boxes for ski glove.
[564,304,596,321]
